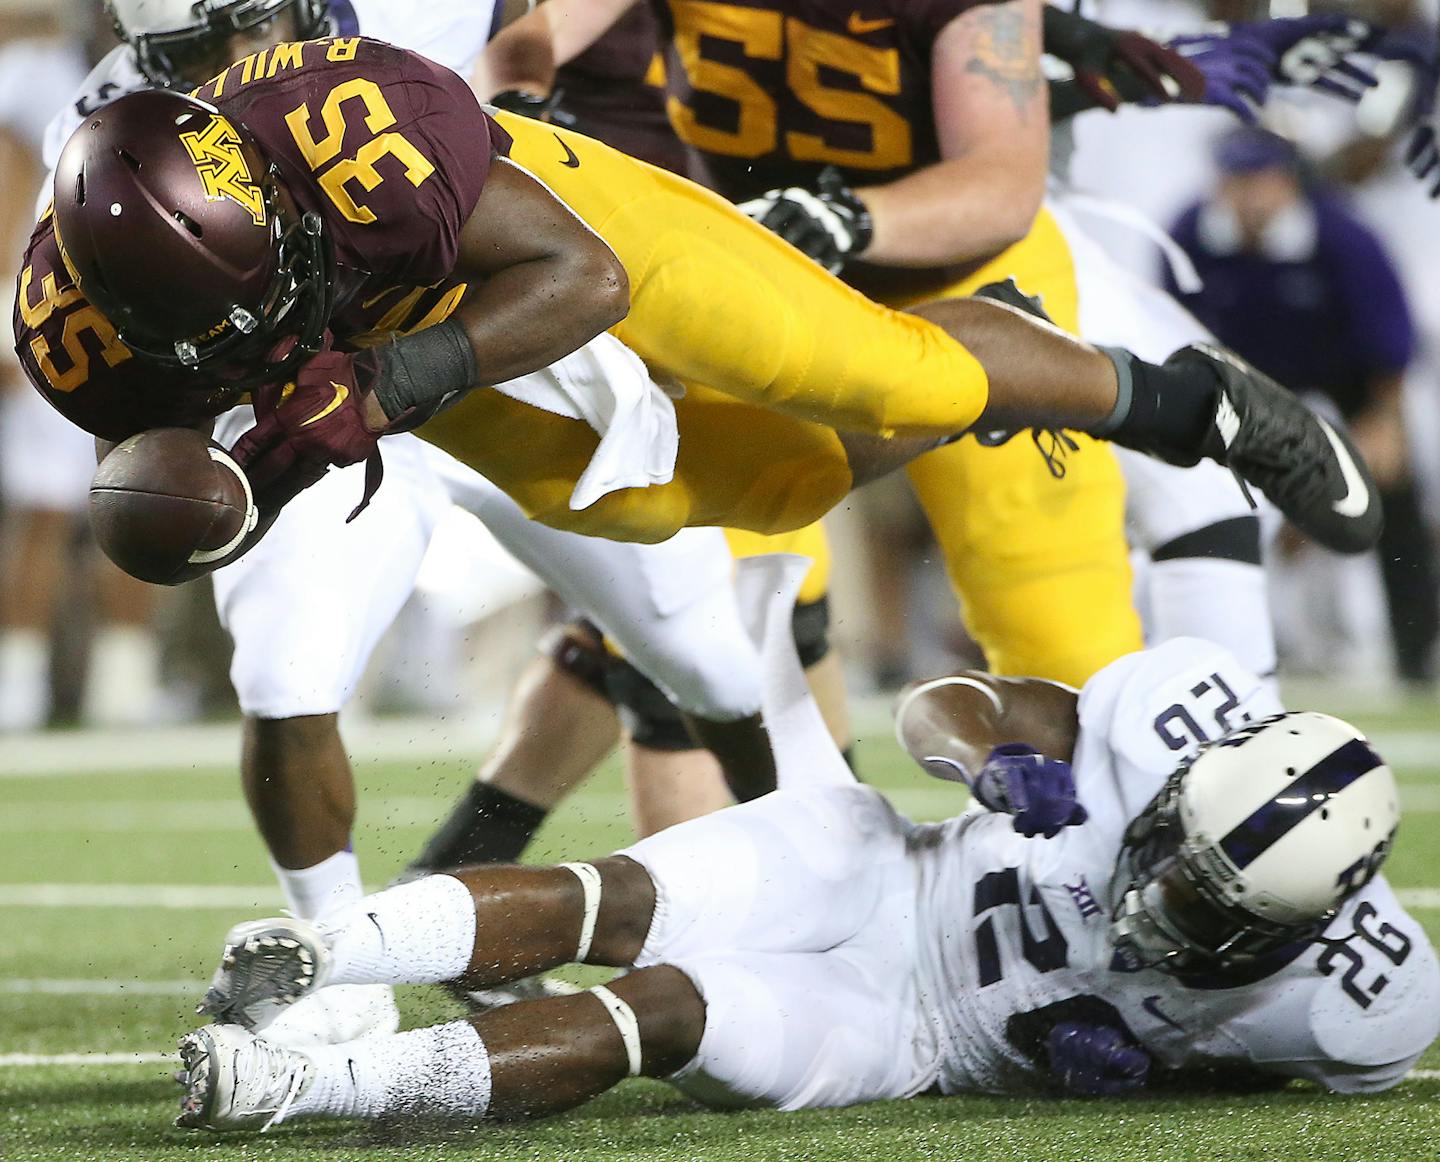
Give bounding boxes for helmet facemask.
[110,0,330,88]
[1110,749,1327,978]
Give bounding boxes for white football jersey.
[0,38,88,152]
[41,0,505,172]
[911,638,1440,1095]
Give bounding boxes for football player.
[31,0,804,1043]
[175,557,1440,1129]
[18,39,1380,564]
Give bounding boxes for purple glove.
[1169,26,1276,122]
[1047,1022,1151,1096]
[926,744,1086,838]
[1172,16,1386,121]
[1401,33,1440,197]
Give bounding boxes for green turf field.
[2,695,1438,1161]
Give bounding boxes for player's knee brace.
[543,620,612,700]
[605,660,695,750]
[1151,515,1262,565]
[606,596,835,752]
[792,596,833,669]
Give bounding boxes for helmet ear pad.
[52,89,334,382]
[1111,712,1398,977]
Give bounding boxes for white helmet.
[1112,711,1398,977]
[106,0,331,86]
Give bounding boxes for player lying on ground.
[177,567,1440,1130]
[17,39,1379,555]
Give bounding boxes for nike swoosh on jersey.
[300,382,349,427]
[1141,994,1185,1032]
[1317,416,1371,518]
[556,134,581,168]
[848,13,895,34]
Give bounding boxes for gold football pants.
[891,209,1141,685]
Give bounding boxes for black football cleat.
[1167,344,1383,555]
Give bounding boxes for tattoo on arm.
[963,4,1042,119]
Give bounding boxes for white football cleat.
[176,1024,311,1131]
[199,917,331,1031]
[264,984,401,1048]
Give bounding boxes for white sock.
[0,628,50,731]
[292,1021,491,1120]
[82,625,161,727]
[273,849,364,926]
[324,875,476,986]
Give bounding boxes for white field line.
[0,978,199,995]
[0,884,281,908]
[0,708,1431,780]
[0,713,505,778]
[12,784,1440,833]
[0,1052,173,1066]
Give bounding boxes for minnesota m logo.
[179,115,266,226]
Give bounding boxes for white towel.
[491,333,682,512]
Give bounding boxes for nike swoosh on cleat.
[1317,417,1371,519]
[848,13,895,33]
[300,382,349,428]
[1214,393,1241,449]
[555,134,581,168]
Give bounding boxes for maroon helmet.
[52,88,331,381]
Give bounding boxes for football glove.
[1047,1022,1151,1096]
[738,166,874,275]
[1401,32,1440,197]
[230,338,389,519]
[1044,7,1206,111]
[1171,16,1399,122]
[923,743,1087,838]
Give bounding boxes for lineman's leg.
[493,115,1134,442]
[621,524,851,834]
[902,210,1142,685]
[404,622,621,874]
[212,423,445,913]
[496,112,1269,473]
[271,966,705,1124]
[1056,203,1276,679]
[317,785,910,992]
[432,448,777,800]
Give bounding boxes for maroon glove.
[1078,30,1208,111]
[231,339,387,520]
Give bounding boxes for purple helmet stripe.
[1218,738,1382,869]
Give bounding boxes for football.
[89,428,258,585]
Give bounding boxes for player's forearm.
[476,0,632,98]
[453,249,629,388]
[855,151,1047,267]
[476,5,558,100]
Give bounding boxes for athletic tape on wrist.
[589,984,643,1077]
[558,862,603,962]
[1093,347,1136,436]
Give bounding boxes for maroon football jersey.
[650,0,991,296]
[13,37,507,441]
[555,2,688,174]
